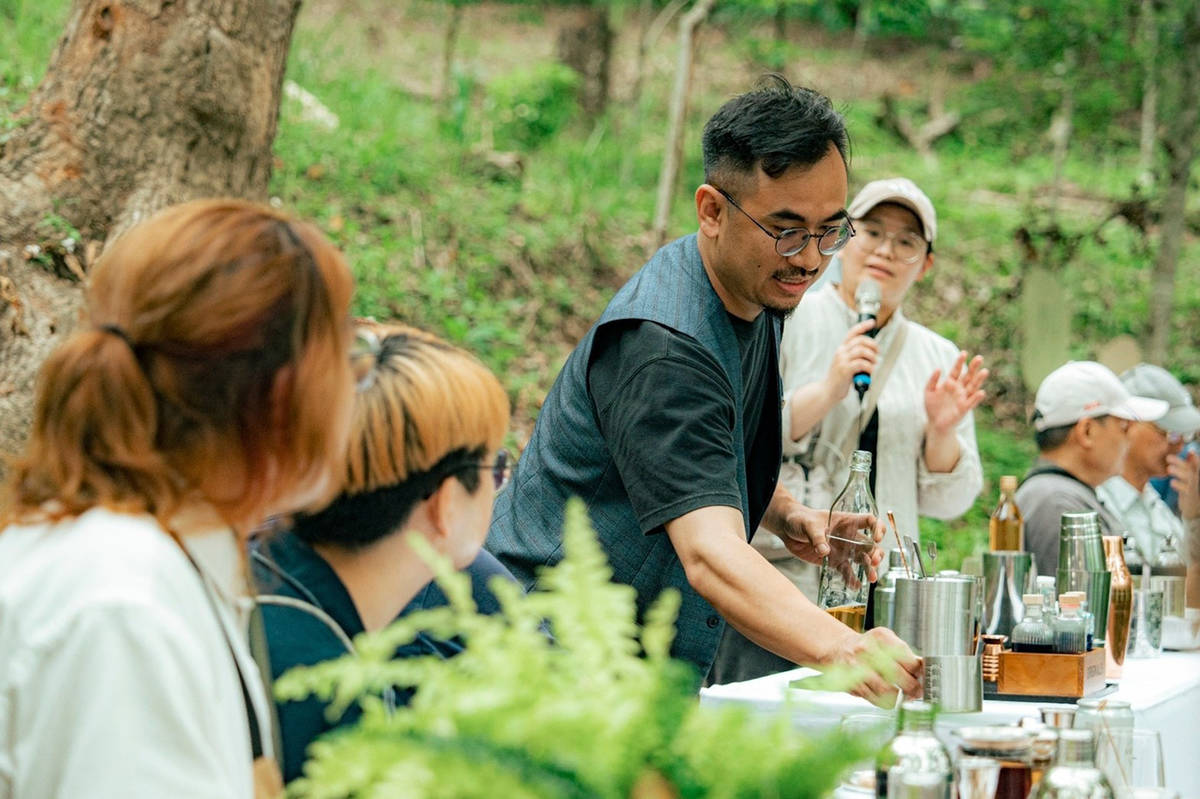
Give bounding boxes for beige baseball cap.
[1033,361,1168,431]
[1120,363,1200,435]
[847,177,937,243]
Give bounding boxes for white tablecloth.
[701,651,1200,797]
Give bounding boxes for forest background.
[3,0,1198,569]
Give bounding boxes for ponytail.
[5,328,178,524]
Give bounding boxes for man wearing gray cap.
[1097,364,1200,570]
[1017,361,1169,575]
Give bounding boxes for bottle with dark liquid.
[989,475,1024,551]
[818,450,876,633]
[1011,593,1054,653]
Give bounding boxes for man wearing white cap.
[709,177,988,683]
[1018,361,1169,575]
[1097,364,1200,570]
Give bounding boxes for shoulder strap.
[839,320,910,467]
[178,545,267,760]
[1021,463,1094,493]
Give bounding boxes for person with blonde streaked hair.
[251,321,516,782]
[0,199,357,799]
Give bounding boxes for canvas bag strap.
[839,320,910,468]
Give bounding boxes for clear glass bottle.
[818,449,876,633]
[1031,729,1113,798]
[875,700,952,799]
[989,475,1024,551]
[1011,594,1055,653]
[1036,575,1057,616]
[1062,591,1094,650]
[1054,594,1087,654]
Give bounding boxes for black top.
[251,533,517,782]
[586,315,779,537]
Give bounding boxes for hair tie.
[98,324,136,349]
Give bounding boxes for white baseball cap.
[1120,363,1200,435]
[1033,361,1169,431]
[847,177,937,243]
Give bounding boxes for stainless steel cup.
[1057,511,1106,573]
[923,653,983,713]
[1150,575,1186,619]
[893,576,978,656]
[875,586,897,631]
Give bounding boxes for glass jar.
[1012,594,1055,653]
[1032,729,1113,798]
[957,726,1035,799]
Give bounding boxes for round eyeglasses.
[855,220,929,264]
[484,449,511,490]
[715,187,855,258]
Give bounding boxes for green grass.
[4,0,1198,568]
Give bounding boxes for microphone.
[852,278,882,399]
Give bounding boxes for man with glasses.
[1017,361,1168,575]
[488,77,922,702]
[1097,364,1200,572]
[709,178,989,683]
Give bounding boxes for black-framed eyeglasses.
[714,186,855,258]
[485,449,512,490]
[350,328,381,392]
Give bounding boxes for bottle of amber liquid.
[989,475,1024,551]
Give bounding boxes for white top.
[0,507,273,799]
[1097,476,1195,566]
[762,284,982,555]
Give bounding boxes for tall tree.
[1147,0,1200,364]
[0,0,304,473]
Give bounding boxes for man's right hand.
[825,318,879,400]
[826,627,923,708]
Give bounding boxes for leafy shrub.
[277,499,871,799]
[486,62,581,151]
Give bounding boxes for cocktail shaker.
[1056,512,1111,645]
[893,576,978,656]
[982,551,1033,638]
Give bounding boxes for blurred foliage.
[278,499,872,797]
[4,0,1199,565]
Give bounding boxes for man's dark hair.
[702,74,849,190]
[1033,410,1076,452]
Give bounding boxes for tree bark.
[1147,1,1200,364]
[557,4,614,120]
[439,2,465,104]
[652,0,716,248]
[0,0,303,475]
[1137,0,1159,190]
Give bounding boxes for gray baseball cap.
[1120,363,1200,435]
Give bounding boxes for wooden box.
[996,647,1107,698]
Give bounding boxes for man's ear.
[696,184,725,239]
[424,477,454,543]
[1075,418,1097,449]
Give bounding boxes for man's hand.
[1169,449,1200,522]
[824,318,878,401]
[924,351,988,436]
[767,494,885,581]
[824,627,924,708]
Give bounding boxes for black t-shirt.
[586,315,780,537]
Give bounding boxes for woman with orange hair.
[251,322,513,782]
[0,200,356,798]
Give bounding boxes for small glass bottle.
[1035,575,1057,616]
[818,450,876,633]
[989,475,1024,551]
[875,700,952,799]
[1062,591,1094,650]
[1031,729,1113,798]
[1011,594,1055,653]
[1053,594,1087,654]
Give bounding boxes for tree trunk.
[439,2,465,104]
[651,0,717,248]
[1137,0,1159,190]
[1147,1,1200,364]
[0,0,303,475]
[1046,54,1075,227]
[558,4,613,120]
